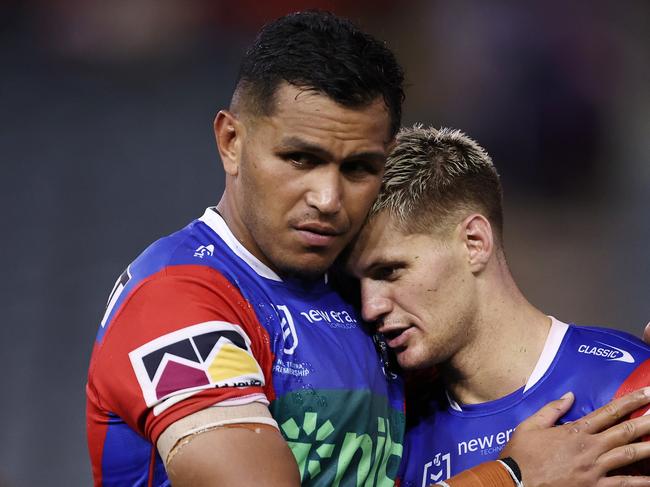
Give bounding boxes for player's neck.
[441,267,551,406]
[216,194,278,276]
[217,193,247,248]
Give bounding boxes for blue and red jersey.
[86,208,405,486]
[399,318,650,487]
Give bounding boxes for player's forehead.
[346,212,405,275]
[264,83,393,147]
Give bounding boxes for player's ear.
[460,213,493,272]
[214,110,244,176]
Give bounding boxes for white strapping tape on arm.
[157,402,278,465]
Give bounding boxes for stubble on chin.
[275,259,331,281]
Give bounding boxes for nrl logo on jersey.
[422,452,451,486]
[277,304,298,355]
[578,341,634,363]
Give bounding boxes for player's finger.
[574,388,650,434]
[597,440,650,473]
[644,321,650,346]
[598,415,650,449]
[597,476,650,486]
[515,392,574,431]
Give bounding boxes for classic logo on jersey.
[578,341,635,363]
[422,452,451,486]
[129,321,264,415]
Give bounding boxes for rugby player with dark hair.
[88,11,405,486]
[87,11,650,487]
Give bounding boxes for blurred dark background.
[1,0,648,485]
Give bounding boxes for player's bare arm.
[161,405,300,486]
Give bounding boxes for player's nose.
[360,279,393,324]
[305,167,343,215]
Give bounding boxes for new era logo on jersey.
[129,321,264,415]
[578,341,635,363]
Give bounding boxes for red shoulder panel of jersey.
[87,264,275,445]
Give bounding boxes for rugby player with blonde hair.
[348,125,650,486]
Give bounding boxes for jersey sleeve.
[87,264,275,445]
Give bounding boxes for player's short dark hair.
[233,10,405,137]
[372,125,504,243]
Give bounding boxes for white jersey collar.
[523,316,569,392]
[199,207,283,282]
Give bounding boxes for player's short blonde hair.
[371,125,504,242]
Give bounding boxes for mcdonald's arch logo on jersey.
[129,321,264,415]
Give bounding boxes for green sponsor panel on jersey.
[271,389,405,487]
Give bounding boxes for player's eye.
[372,265,402,281]
[283,152,320,168]
[341,160,381,178]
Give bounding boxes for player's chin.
[279,253,337,279]
[396,347,438,371]
[395,348,422,371]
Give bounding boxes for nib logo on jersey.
[272,391,404,486]
[281,412,336,479]
[129,321,264,415]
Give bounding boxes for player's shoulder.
[129,218,215,277]
[566,323,650,364]
[569,324,650,352]
[96,214,235,339]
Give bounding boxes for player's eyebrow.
[352,256,403,278]
[278,136,387,164]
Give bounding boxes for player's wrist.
[496,457,523,487]
[436,459,519,486]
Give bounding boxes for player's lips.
[378,325,414,349]
[294,223,343,247]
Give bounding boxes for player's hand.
[643,321,650,345]
[501,388,650,486]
